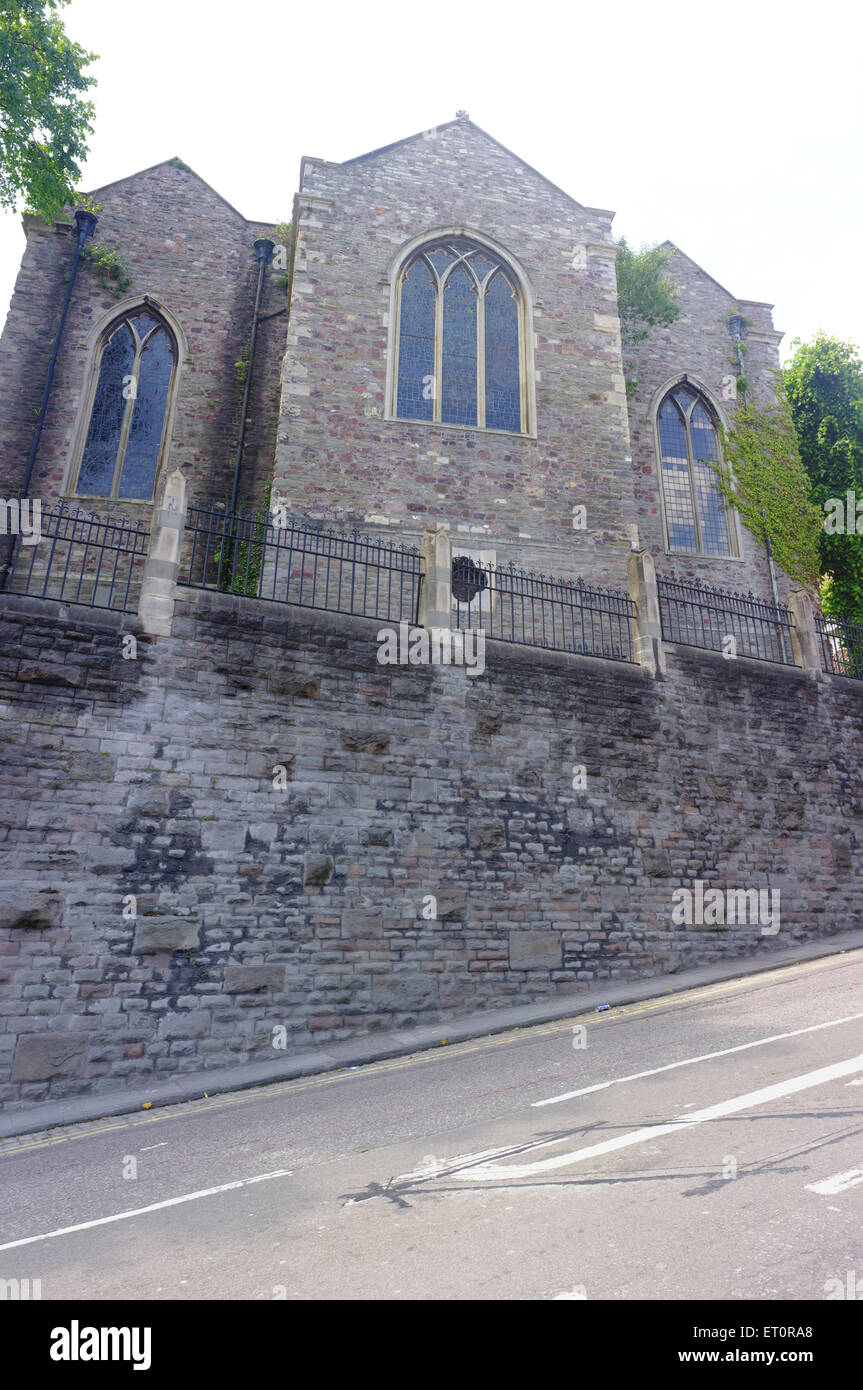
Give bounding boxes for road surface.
[1,948,862,1301]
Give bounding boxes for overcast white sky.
[1,0,861,361]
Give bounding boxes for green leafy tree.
[784,333,863,618]
[0,0,97,222]
[614,238,681,395]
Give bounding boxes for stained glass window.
[658,386,733,556]
[76,309,177,500]
[484,272,521,432]
[396,259,435,421]
[441,265,477,426]
[394,238,524,432]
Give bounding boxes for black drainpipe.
[228,237,275,515]
[1,208,98,589]
[22,208,98,499]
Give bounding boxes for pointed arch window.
[394,239,525,433]
[74,309,177,500]
[657,384,736,557]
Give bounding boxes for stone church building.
[9,115,847,1114]
[1,113,786,603]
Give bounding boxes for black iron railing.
[816,612,863,680]
[0,502,149,612]
[180,505,423,624]
[451,558,637,662]
[658,576,794,665]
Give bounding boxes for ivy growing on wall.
[712,383,822,594]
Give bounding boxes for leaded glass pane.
[659,392,732,556]
[690,409,731,556]
[425,248,454,277]
[485,272,521,432]
[468,253,496,284]
[396,259,435,421]
[129,312,158,343]
[117,328,173,500]
[441,264,478,426]
[77,325,135,495]
[659,399,697,552]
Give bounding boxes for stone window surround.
[648,371,743,563]
[61,295,188,505]
[383,225,538,440]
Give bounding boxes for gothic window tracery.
[657,384,735,557]
[74,309,177,500]
[395,238,524,433]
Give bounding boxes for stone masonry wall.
[625,245,787,604]
[0,160,285,517]
[273,118,637,588]
[0,587,860,1112]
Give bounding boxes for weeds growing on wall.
[214,484,272,595]
[82,239,131,296]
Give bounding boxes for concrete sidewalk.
[2,927,862,1141]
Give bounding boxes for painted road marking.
[533,1011,863,1107]
[0,1168,293,1253]
[396,1053,863,1184]
[805,1167,863,1195]
[1,952,857,1160]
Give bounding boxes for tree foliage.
[712,387,822,596]
[0,0,97,222]
[615,237,681,346]
[784,333,863,619]
[615,238,681,396]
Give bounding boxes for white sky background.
[0,0,861,361]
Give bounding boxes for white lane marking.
[806,1167,863,1195]
[140,1143,167,1151]
[0,1168,293,1253]
[533,1011,863,1107]
[846,1078,863,1087]
[447,1053,863,1182]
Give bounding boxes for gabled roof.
[659,240,739,301]
[337,117,607,216]
[84,158,277,227]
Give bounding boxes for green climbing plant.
[234,337,250,384]
[711,383,822,595]
[81,239,131,296]
[213,483,272,595]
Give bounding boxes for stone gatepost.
[419,523,452,630]
[787,588,824,677]
[138,468,187,637]
[627,546,665,677]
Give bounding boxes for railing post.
[627,546,665,677]
[419,522,452,630]
[138,468,187,636]
[787,587,823,676]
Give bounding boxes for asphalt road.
[1,949,862,1301]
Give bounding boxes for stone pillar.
[787,588,823,676]
[138,468,186,637]
[627,546,665,677]
[419,523,452,630]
